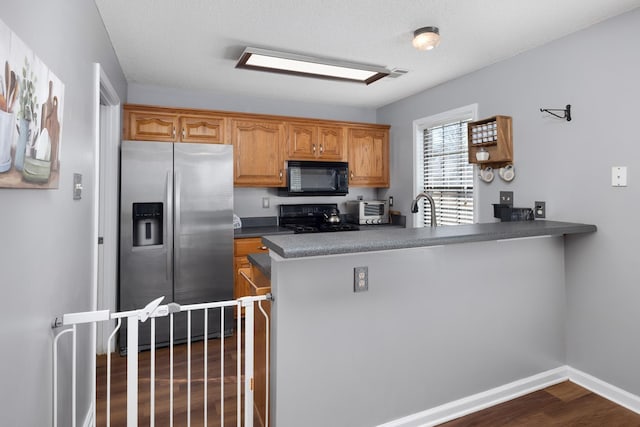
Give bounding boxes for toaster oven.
[345,200,390,224]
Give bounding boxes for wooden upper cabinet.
[317,125,345,160]
[286,122,346,161]
[124,105,227,144]
[287,123,317,160]
[124,104,391,189]
[126,110,179,142]
[179,115,226,144]
[232,119,286,187]
[347,127,390,187]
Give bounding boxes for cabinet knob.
[260,246,267,250]
[279,170,283,180]
[172,127,176,138]
[350,171,354,179]
[319,144,324,153]
[312,144,316,153]
[182,128,186,138]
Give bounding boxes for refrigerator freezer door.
[119,141,174,350]
[173,143,234,338]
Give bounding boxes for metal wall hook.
[540,104,571,121]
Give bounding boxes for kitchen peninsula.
[261,221,596,427]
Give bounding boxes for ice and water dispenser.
[132,202,163,247]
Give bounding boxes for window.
[414,105,477,227]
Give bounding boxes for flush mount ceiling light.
[412,26,440,51]
[236,47,390,85]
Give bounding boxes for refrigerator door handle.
[174,170,182,284]
[166,170,173,281]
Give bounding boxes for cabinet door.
[347,128,389,187]
[286,123,317,160]
[179,115,227,144]
[232,119,286,186]
[317,125,345,161]
[127,110,178,142]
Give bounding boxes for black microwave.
[280,161,349,196]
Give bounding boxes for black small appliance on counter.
[492,204,534,222]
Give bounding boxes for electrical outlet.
[500,191,513,206]
[534,201,546,218]
[353,266,368,293]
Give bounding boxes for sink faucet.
[411,192,437,227]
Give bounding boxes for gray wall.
[0,1,126,426]
[128,83,379,217]
[377,8,640,395]
[271,237,566,426]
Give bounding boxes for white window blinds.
[421,119,474,226]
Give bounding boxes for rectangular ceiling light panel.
[236,47,389,85]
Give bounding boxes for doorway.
[92,63,121,354]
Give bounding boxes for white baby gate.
[52,294,271,427]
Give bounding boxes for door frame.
[91,62,121,425]
[93,64,121,354]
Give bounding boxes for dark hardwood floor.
[439,381,640,426]
[97,337,640,427]
[96,332,256,427]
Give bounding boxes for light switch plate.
[73,173,83,200]
[612,166,627,187]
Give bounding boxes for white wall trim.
[377,366,640,427]
[377,366,568,427]
[568,366,640,415]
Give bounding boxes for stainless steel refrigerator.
[119,140,234,352]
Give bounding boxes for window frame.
[413,104,479,228]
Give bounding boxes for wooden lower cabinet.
[233,237,269,316]
[237,262,271,427]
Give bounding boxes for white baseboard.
[378,366,569,427]
[567,366,640,415]
[378,365,640,427]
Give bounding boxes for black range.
[278,203,359,233]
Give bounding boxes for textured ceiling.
[95,0,640,109]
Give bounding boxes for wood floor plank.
[544,381,591,403]
[95,331,255,427]
[99,339,640,427]
[439,381,640,427]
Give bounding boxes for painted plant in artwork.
[0,17,65,189]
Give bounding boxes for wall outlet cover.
[500,191,513,206]
[353,266,368,293]
[612,166,628,187]
[534,201,546,218]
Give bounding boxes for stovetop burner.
[279,204,360,234]
[284,223,360,234]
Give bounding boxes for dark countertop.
[247,253,271,278]
[262,220,597,259]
